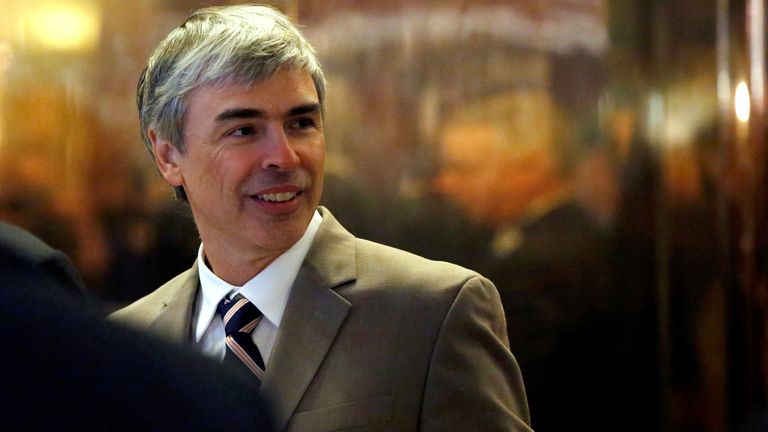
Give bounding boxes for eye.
[229,126,256,137]
[289,117,317,130]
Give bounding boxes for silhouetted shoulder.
[0,221,85,296]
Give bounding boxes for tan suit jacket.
[112,208,532,432]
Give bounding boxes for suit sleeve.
[420,276,533,431]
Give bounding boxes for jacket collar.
[261,207,355,430]
[146,265,200,344]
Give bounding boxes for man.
[111,5,531,431]
[0,221,274,431]
[432,91,632,430]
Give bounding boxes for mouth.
[252,190,303,203]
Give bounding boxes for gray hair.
[137,4,326,200]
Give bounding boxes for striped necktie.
[217,294,265,382]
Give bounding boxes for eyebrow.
[214,108,263,122]
[214,103,321,123]
[288,103,321,117]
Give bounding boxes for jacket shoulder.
[346,239,503,348]
[0,222,58,264]
[353,238,489,296]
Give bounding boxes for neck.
[202,244,287,286]
[490,179,570,228]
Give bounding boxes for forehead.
[184,68,319,121]
[440,90,556,161]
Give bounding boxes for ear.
[148,129,184,187]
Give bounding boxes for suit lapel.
[146,264,200,344]
[261,208,356,431]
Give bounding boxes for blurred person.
[111,5,531,432]
[433,92,631,431]
[656,125,724,431]
[0,221,274,431]
[607,118,663,431]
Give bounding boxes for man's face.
[151,68,324,265]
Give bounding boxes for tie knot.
[217,294,263,336]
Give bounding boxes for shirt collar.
[195,210,323,342]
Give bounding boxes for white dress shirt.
[193,211,322,365]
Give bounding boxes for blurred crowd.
[0,149,198,310]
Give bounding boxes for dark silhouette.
[0,221,274,431]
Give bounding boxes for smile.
[254,191,301,202]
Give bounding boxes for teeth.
[257,192,297,202]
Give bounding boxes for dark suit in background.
[0,221,274,431]
[0,220,86,297]
[483,201,646,431]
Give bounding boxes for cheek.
[180,151,251,202]
[308,139,326,166]
[300,146,326,179]
[214,148,261,181]
[310,151,325,174]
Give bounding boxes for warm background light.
[735,81,751,122]
[20,1,100,52]
[0,42,9,151]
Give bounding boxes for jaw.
[196,207,311,283]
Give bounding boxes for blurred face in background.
[433,91,559,228]
[434,123,558,227]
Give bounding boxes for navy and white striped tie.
[217,294,265,382]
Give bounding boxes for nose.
[261,126,300,171]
